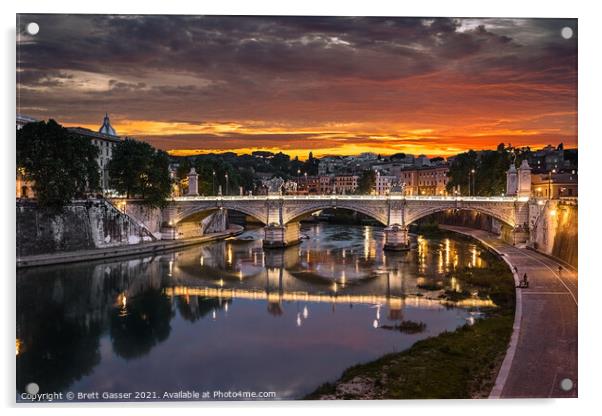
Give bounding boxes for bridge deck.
[441,225,577,398]
[173,195,529,202]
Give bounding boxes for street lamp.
[225,173,229,196]
[470,168,477,195]
[304,172,308,194]
[548,168,556,200]
[297,169,301,194]
[212,170,216,195]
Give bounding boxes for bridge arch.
[283,201,388,226]
[174,204,267,226]
[404,205,516,228]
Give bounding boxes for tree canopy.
[356,170,376,194]
[108,139,171,207]
[446,144,512,196]
[16,119,100,209]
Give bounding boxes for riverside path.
[441,225,578,398]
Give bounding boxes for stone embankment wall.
[123,202,163,239]
[17,199,156,257]
[529,200,578,267]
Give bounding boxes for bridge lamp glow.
[550,209,557,217]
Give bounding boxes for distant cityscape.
[16,113,578,200]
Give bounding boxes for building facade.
[532,172,578,198]
[334,175,358,194]
[400,165,449,196]
[375,174,397,195]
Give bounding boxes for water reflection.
[17,224,500,400]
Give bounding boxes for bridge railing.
[172,194,529,203]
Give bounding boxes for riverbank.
[305,230,516,400]
[16,225,244,268]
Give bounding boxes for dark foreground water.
[16,224,500,401]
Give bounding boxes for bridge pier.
[383,225,409,251]
[263,222,301,249]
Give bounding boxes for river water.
[16,224,500,401]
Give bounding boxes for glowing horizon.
[18,16,577,158]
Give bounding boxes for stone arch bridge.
[161,195,530,250]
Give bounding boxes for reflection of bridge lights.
[303,306,309,319]
[373,319,379,329]
[200,256,204,266]
[165,286,496,308]
[332,282,338,293]
[451,277,461,292]
[227,245,233,265]
[212,309,216,320]
[116,292,128,317]
[296,313,302,327]
[168,260,173,277]
[224,302,229,313]
[445,239,450,267]
[376,304,381,320]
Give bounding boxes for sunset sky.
[17,15,577,159]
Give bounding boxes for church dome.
[99,113,117,136]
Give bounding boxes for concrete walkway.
[441,225,578,398]
[17,226,244,268]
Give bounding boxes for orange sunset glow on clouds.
[17,15,577,158]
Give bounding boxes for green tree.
[16,119,100,209]
[108,139,171,207]
[446,145,512,196]
[446,150,478,195]
[144,150,172,207]
[193,159,244,195]
[356,170,376,194]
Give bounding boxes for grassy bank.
[305,235,515,400]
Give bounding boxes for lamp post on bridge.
[468,168,476,196]
[225,173,229,196]
[548,168,556,200]
[212,170,216,196]
[304,172,308,194]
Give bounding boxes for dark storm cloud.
[17,15,524,82]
